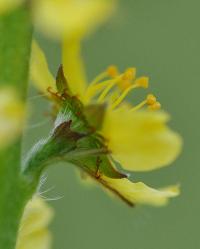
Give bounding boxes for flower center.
[84,65,161,111]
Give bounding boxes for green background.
[26,0,199,248]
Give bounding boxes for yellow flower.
[32,0,116,39]
[0,87,24,149]
[0,0,24,14]
[29,0,182,207]
[16,197,53,249]
[31,41,182,206]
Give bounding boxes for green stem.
[0,5,33,249]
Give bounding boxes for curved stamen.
[111,84,139,109]
[89,71,108,86]
[134,77,149,89]
[130,94,161,112]
[97,77,121,103]
[84,80,111,103]
[130,100,147,112]
[107,65,119,78]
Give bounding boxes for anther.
[134,77,149,88]
[146,94,156,105]
[117,68,136,90]
[148,101,161,110]
[107,65,119,78]
[122,68,136,81]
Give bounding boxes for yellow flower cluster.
[16,197,53,249]
[0,87,24,149]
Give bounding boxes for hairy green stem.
[0,5,33,249]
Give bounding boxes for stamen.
[130,100,147,112]
[118,80,132,90]
[146,94,157,105]
[130,94,160,112]
[84,66,120,103]
[122,68,136,81]
[107,65,119,78]
[89,71,108,86]
[97,77,120,103]
[134,77,149,88]
[118,67,136,90]
[148,101,161,110]
[108,90,121,103]
[84,80,113,103]
[111,84,138,109]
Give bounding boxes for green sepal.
[84,104,106,130]
[24,120,126,182]
[24,92,126,182]
[23,119,84,181]
[24,65,127,189]
[56,65,69,94]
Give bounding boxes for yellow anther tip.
[146,94,157,105]
[135,77,149,88]
[107,65,119,78]
[148,101,161,110]
[122,67,136,81]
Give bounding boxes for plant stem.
[0,5,33,249]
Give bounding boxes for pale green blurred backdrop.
[25,0,199,248]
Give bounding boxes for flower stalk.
[0,5,33,249]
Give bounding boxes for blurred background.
[24,0,199,248]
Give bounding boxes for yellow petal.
[32,0,116,39]
[30,40,56,94]
[19,197,54,236]
[17,230,51,249]
[102,176,180,206]
[0,0,24,14]
[0,87,24,149]
[16,197,53,249]
[101,106,182,171]
[62,36,87,100]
